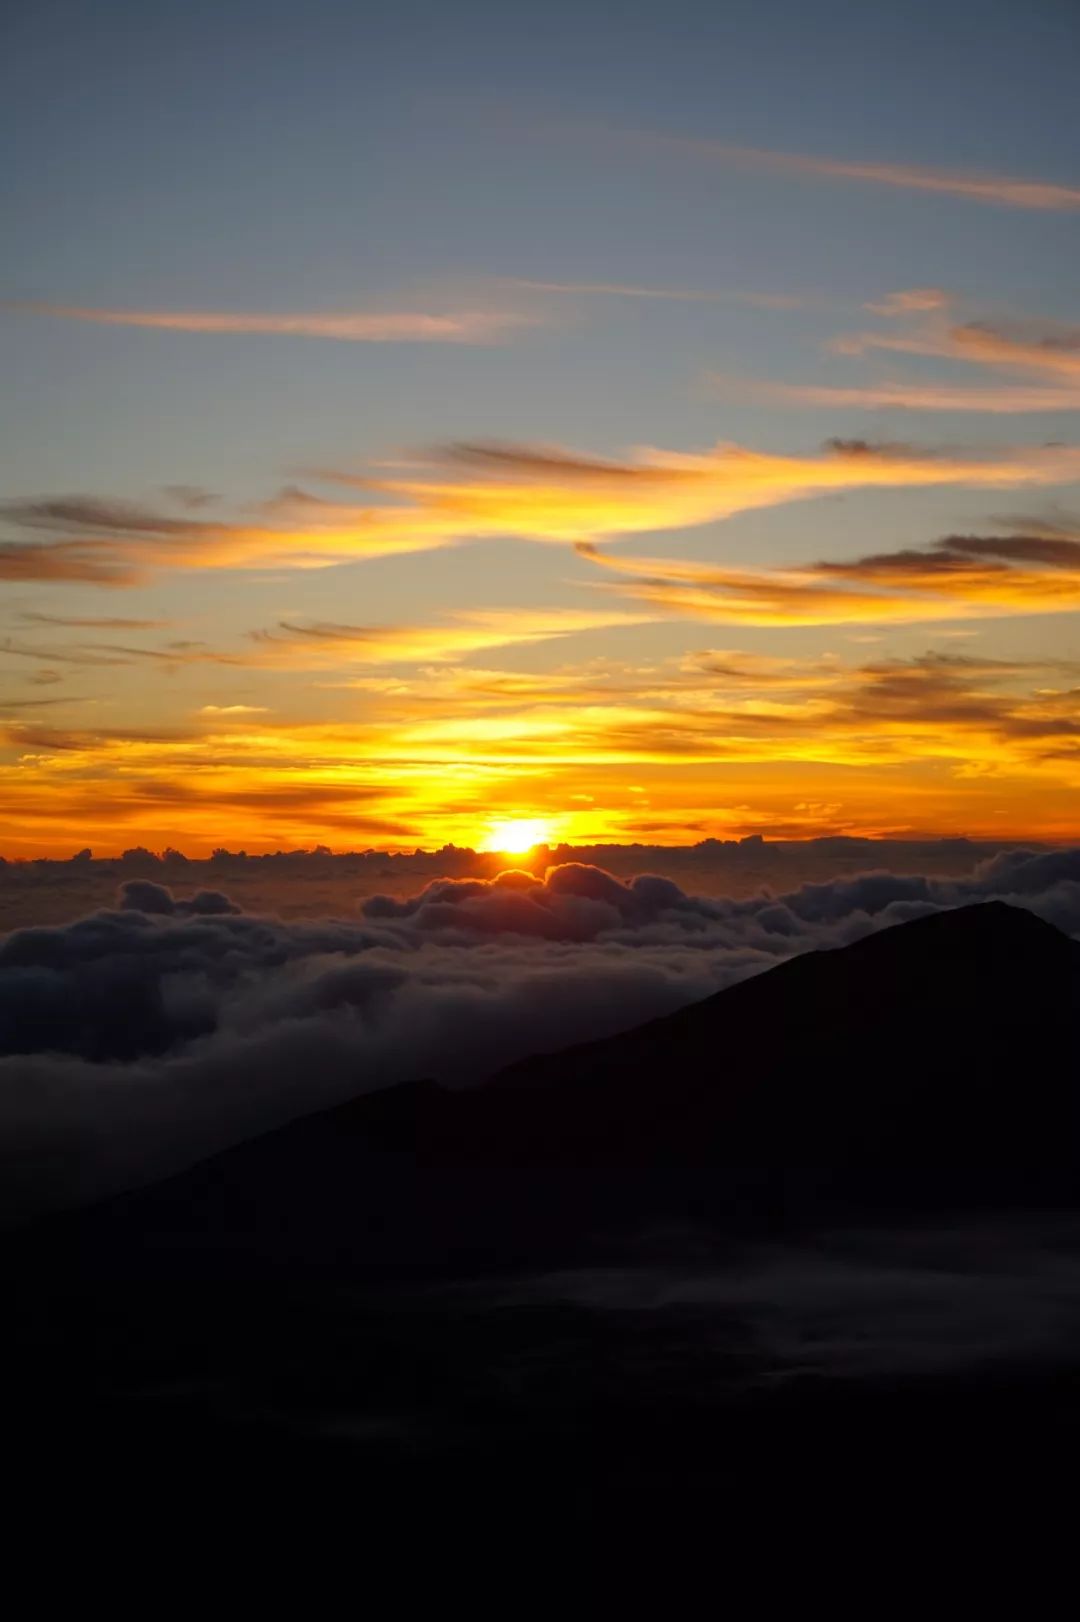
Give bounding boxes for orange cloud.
[248,607,653,667]
[604,127,1080,211]
[0,539,143,585]
[708,296,1080,414]
[3,645,1079,854]
[833,320,1080,381]
[317,436,1080,548]
[579,525,1080,628]
[709,374,1080,413]
[6,302,534,344]
[9,436,1080,583]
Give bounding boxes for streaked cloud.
[248,607,653,667]
[0,696,88,711]
[833,319,1080,381]
[5,301,535,344]
[709,297,1080,414]
[708,373,1080,413]
[579,520,1080,628]
[863,289,952,317]
[8,436,1080,585]
[17,611,174,630]
[0,638,133,667]
[602,127,1080,211]
[500,277,804,309]
[0,539,143,585]
[198,704,269,716]
[314,435,1080,548]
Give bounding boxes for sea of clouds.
[1,848,1078,1220]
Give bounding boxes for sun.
[485,817,553,854]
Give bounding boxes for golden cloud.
[7,436,1080,582]
[4,647,1077,855]
[579,523,1080,628]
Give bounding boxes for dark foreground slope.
[5,901,1080,1588]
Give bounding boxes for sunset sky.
[3,0,1080,856]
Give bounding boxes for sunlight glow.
[485,817,554,854]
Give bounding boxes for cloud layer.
[2,849,1078,1220]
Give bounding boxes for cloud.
[8,434,1080,584]
[500,277,804,309]
[248,607,653,667]
[5,609,652,683]
[17,612,174,630]
[936,528,1080,569]
[708,294,1080,416]
[0,696,87,711]
[709,296,1080,414]
[315,436,1080,550]
[198,704,269,716]
[0,638,134,666]
[579,515,1080,628]
[863,289,952,317]
[6,301,534,344]
[0,636,245,669]
[0,540,143,585]
[709,375,1080,414]
[603,127,1080,211]
[1,850,1079,1219]
[833,319,1080,382]
[161,485,219,509]
[2,637,1078,855]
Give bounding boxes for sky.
[2,0,1080,856]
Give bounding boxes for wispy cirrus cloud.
[708,373,1080,414]
[0,638,134,667]
[16,611,174,630]
[709,296,1080,414]
[7,436,1080,587]
[4,301,535,344]
[863,289,952,317]
[198,704,268,716]
[0,539,143,585]
[249,607,653,668]
[596,126,1080,211]
[314,435,1080,547]
[0,608,652,683]
[0,695,89,711]
[833,318,1080,381]
[579,519,1080,629]
[498,277,804,309]
[0,636,248,669]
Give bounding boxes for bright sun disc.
[486,817,552,854]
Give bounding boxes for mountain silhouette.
[16,900,1080,1281]
[7,900,1080,1580]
